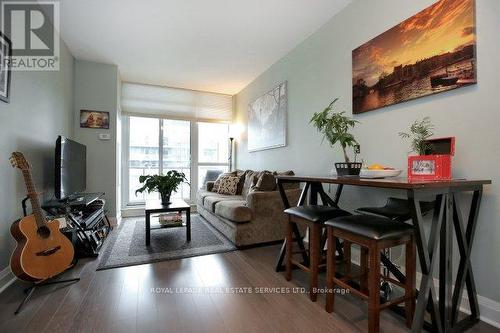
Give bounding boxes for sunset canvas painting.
[352,0,477,114]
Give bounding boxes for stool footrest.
[338,272,366,282]
[381,276,406,288]
[290,260,310,272]
[333,278,369,300]
[380,296,411,310]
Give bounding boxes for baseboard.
[347,252,500,328]
[416,272,500,328]
[0,266,16,294]
[236,239,283,250]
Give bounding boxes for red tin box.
[407,137,455,181]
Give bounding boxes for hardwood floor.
[0,243,498,333]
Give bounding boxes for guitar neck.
[21,169,46,227]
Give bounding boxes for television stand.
[59,192,102,206]
[43,192,111,257]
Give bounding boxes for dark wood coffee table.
[145,199,191,246]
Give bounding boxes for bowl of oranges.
[360,164,402,178]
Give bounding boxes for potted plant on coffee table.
[310,98,361,176]
[135,170,189,205]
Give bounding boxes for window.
[198,122,230,188]
[128,117,159,203]
[162,119,190,199]
[123,117,229,207]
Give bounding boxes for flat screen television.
[55,136,87,200]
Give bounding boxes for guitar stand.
[14,197,80,315]
[15,276,80,315]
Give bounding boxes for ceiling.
[58,0,351,95]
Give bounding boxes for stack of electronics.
[42,136,111,258]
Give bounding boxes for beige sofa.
[196,170,301,247]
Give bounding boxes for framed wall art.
[353,0,477,114]
[248,81,287,152]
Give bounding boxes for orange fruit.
[368,163,385,170]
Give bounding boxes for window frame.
[122,115,230,208]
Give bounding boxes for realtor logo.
[1,0,60,70]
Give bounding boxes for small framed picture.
[80,110,110,129]
[0,32,12,103]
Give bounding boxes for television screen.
[55,136,86,200]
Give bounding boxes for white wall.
[0,43,74,272]
[74,60,119,218]
[235,0,500,304]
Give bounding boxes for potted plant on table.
[135,170,189,205]
[310,98,361,176]
[399,117,455,180]
[398,116,434,156]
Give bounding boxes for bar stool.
[325,214,416,333]
[355,197,433,297]
[284,205,350,301]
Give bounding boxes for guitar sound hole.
[37,226,51,239]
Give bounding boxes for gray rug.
[97,215,236,270]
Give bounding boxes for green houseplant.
[135,170,189,205]
[399,116,434,155]
[310,98,361,175]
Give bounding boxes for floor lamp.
[228,123,243,172]
[228,137,234,171]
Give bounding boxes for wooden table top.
[145,199,190,212]
[275,175,491,190]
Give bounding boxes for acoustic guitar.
[9,152,75,282]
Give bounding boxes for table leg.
[309,182,319,205]
[440,194,453,331]
[186,208,191,242]
[145,212,151,246]
[316,184,344,258]
[409,191,444,333]
[309,223,321,302]
[275,180,309,272]
[450,190,482,330]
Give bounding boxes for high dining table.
[274,175,491,333]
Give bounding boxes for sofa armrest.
[205,181,215,192]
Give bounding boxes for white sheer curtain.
[121,82,233,122]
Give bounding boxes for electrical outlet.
[99,133,111,140]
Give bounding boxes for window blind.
[121,82,233,122]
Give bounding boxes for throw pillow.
[254,172,276,191]
[235,169,248,195]
[273,170,298,190]
[212,171,237,192]
[242,170,272,196]
[248,175,260,194]
[217,176,240,195]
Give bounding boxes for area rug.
[97,215,236,270]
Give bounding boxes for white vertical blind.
[121,82,233,122]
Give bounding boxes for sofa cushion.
[197,189,213,206]
[217,176,240,195]
[203,195,245,212]
[215,200,252,223]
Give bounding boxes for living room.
[0,0,499,332]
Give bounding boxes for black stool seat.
[325,215,414,241]
[356,197,434,220]
[284,206,351,223]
